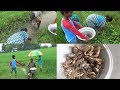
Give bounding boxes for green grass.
[37,27,57,43]
[0,47,56,79]
[57,11,120,44]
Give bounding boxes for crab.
[92,46,101,58]
[82,44,94,56]
[62,59,73,69]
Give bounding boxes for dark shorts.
[11,67,17,73]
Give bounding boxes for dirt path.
[23,11,57,41]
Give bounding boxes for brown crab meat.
[82,44,92,52]
[62,44,104,79]
[84,63,90,70]
[72,57,78,61]
[72,46,79,54]
[66,56,71,61]
[95,58,102,65]
[68,53,76,58]
[62,60,73,69]
[82,44,94,55]
[93,67,99,74]
[74,58,84,67]
[93,46,101,57]
[76,54,83,60]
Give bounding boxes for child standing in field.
[28,58,36,79]
[60,11,89,43]
[28,58,36,70]
[38,55,42,71]
[10,55,17,77]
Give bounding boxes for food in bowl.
[76,27,96,40]
[48,23,57,35]
[62,44,104,79]
[85,34,92,38]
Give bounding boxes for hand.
[84,36,90,42]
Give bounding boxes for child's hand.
[84,36,90,42]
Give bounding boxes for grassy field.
[0,47,56,79]
[0,11,56,44]
[57,11,120,44]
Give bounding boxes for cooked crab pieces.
[62,44,104,79]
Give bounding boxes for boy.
[10,55,17,77]
[28,58,36,79]
[86,14,113,31]
[38,55,42,71]
[28,58,36,69]
[60,11,89,43]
